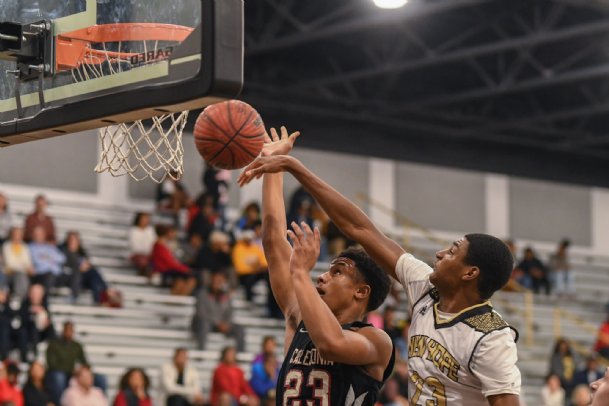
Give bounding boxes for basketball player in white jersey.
[239,153,521,406]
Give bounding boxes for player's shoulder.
[462,308,516,338]
[350,322,394,352]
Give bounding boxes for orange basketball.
[193,100,265,170]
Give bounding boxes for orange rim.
[56,23,195,71]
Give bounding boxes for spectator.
[382,306,405,351]
[549,338,577,396]
[193,231,232,283]
[286,199,314,233]
[549,239,573,299]
[0,362,23,406]
[60,365,107,406]
[591,367,609,406]
[129,213,156,277]
[540,374,565,406]
[0,288,14,360]
[594,309,609,359]
[235,202,260,233]
[571,384,591,406]
[160,348,205,406]
[517,247,550,295]
[24,195,56,243]
[391,358,409,400]
[0,193,12,244]
[46,321,105,406]
[17,284,55,362]
[151,225,196,296]
[249,353,278,401]
[193,272,245,352]
[156,173,191,226]
[573,355,604,388]
[3,227,33,298]
[210,347,257,406]
[252,336,276,365]
[28,226,65,293]
[202,164,230,213]
[59,231,108,304]
[378,378,409,406]
[188,195,217,244]
[231,230,267,303]
[114,368,152,406]
[23,361,54,406]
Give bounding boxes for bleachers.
[3,191,608,405]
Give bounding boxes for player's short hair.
[338,248,391,312]
[464,234,514,299]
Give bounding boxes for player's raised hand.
[261,126,300,157]
[287,221,320,275]
[237,155,295,186]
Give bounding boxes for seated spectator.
[16,284,55,362]
[24,195,56,243]
[151,225,196,296]
[59,232,108,304]
[129,213,156,277]
[210,347,258,406]
[378,378,408,406]
[114,368,152,406]
[60,365,107,406]
[231,230,267,302]
[517,247,550,295]
[3,227,33,298]
[383,306,408,359]
[46,321,105,405]
[549,338,577,397]
[0,362,23,406]
[249,353,278,401]
[540,374,565,406]
[391,358,409,400]
[573,355,604,388]
[160,348,205,406]
[235,202,260,233]
[571,384,591,406]
[591,367,609,405]
[594,309,609,359]
[0,193,12,244]
[202,165,230,226]
[193,231,233,285]
[286,199,314,233]
[252,336,276,365]
[28,226,65,293]
[23,361,53,406]
[188,195,218,244]
[548,239,574,299]
[156,174,191,227]
[0,288,14,360]
[192,272,245,352]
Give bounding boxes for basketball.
[193,100,265,170]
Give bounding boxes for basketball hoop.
[56,23,195,182]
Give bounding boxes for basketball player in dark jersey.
[259,127,394,405]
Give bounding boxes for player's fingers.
[301,222,314,239]
[280,126,289,140]
[270,127,279,142]
[263,131,272,144]
[290,222,305,240]
[313,227,321,245]
[286,230,297,246]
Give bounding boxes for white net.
[68,31,190,182]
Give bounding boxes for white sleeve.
[394,253,433,306]
[470,329,521,397]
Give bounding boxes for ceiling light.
[373,0,408,9]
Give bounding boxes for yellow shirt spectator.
[232,234,267,276]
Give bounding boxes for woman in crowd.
[129,213,156,277]
[2,227,33,298]
[113,368,152,406]
[23,361,54,406]
[549,338,577,397]
[60,231,108,304]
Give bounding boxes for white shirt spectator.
[2,241,33,274]
[129,226,157,255]
[159,362,202,405]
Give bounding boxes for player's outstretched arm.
[239,155,405,280]
[261,128,301,345]
[287,222,392,371]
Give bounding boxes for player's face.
[591,367,609,405]
[316,257,361,312]
[431,238,471,289]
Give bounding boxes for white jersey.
[395,253,521,406]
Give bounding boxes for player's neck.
[436,289,484,313]
[333,306,365,325]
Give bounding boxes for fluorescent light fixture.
[373,0,408,9]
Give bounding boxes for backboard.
[0,0,243,146]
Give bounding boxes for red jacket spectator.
[594,318,609,358]
[0,363,24,406]
[151,241,190,274]
[210,347,257,406]
[24,195,56,243]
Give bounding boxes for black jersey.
[277,320,395,406]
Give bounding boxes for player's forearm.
[291,270,345,358]
[285,158,373,241]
